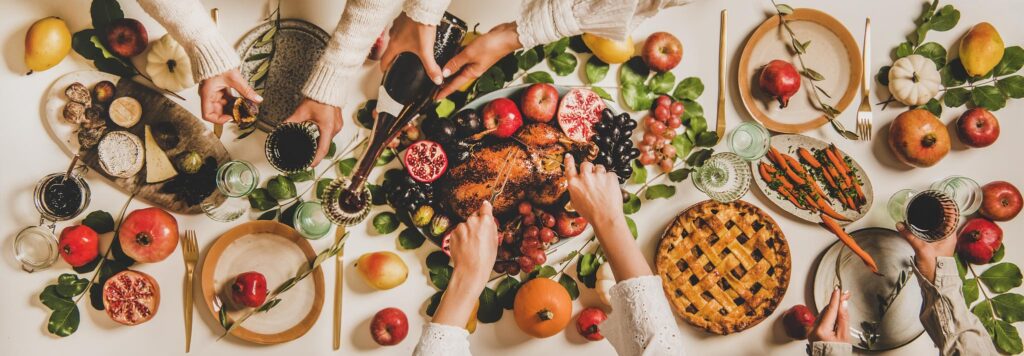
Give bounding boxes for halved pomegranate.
[103,270,160,326]
[404,140,448,183]
[557,88,606,142]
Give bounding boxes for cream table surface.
[1,0,1022,355]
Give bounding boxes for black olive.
[421,117,456,143]
[453,109,482,138]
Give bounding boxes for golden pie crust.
[656,200,791,335]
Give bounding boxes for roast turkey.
[438,124,593,219]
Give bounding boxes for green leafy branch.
[772,1,858,140]
[956,249,1024,354]
[218,232,348,338]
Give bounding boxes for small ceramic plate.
[813,227,925,351]
[236,19,330,132]
[43,70,121,156]
[751,134,873,225]
[738,8,861,133]
[200,221,325,344]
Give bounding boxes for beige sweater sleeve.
[515,0,697,49]
[301,0,451,107]
[915,257,998,355]
[135,0,240,81]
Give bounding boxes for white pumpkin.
[595,262,616,308]
[888,54,941,106]
[146,34,194,92]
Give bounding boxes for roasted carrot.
[783,154,807,175]
[808,178,828,201]
[824,147,846,174]
[775,173,795,190]
[827,165,846,189]
[767,147,785,166]
[817,198,850,221]
[784,164,806,185]
[854,183,866,204]
[798,148,822,168]
[763,162,777,174]
[830,145,853,173]
[820,214,880,274]
[846,195,858,212]
[803,193,821,210]
[759,163,774,183]
[820,166,838,189]
[779,187,803,209]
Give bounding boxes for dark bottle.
[328,13,466,223]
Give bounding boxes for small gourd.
[146,34,194,92]
[888,54,941,106]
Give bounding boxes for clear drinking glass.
[729,121,771,161]
[887,189,960,242]
[929,175,983,216]
[294,201,331,239]
[265,122,319,174]
[202,160,259,222]
[692,152,751,202]
[13,226,59,272]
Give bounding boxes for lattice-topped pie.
[656,200,791,335]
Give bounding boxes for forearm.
[404,0,451,25]
[301,0,404,107]
[135,0,238,80]
[914,256,998,355]
[593,216,652,282]
[514,0,696,49]
[431,271,484,328]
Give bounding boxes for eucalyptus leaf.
[496,276,521,310]
[543,37,570,58]
[982,317,1024,355]
[993,46,1024,77]
[497,52,519,81]
[524,71,554,84]
[927,5,960,32]
[528,265,557,281]
[315,179,332,200]
[922,98,943,117]
[695,131,718,147]
[257,209,278,220]
[569,35,590,53]
[248,188,277,211]
[629,160,647,184]
[477,287,502,323]
[368,184,386,205]
[992,244,1006,263]
[979,263,1023,293]
[376,148,397,166]
[669,168,692,182]
[585,56,609,84]
[327,142,337,158]
[621,83,654,111]
[943,87,971,107]
[623,192,641,214]
[801,68,825,81]
[82,210,114,234]
[40,285,73,310]
[648,72,675,95]
[625,215,638,239]
[620,57,650,86]
[267,176,297,200]
[672,134,694,159]
[591,86,613,101]
[337,157,357,176]
[278,201,300,227]
[558,274,580,300]
[476,66,506,95]
[971,85,1007,111]
[681,100,704,121]
[644,184,676,200]
[673,77,705,101]
[287,169,314,182]
[398,228,425,249]
[915,42,947,68]
[548,52,578,76]
[894,42,914,60]
[71,30,102,61]
[775,4,794,15]
[90,0,124,32]
[372,212,399,234]
[47,304,80,337]
[687,149,714,167]
[996,75,1024,99]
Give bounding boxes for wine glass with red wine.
[887,189,960,242]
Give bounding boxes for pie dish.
[656,200,791,334]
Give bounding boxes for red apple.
[956,108,1000,148]
[481,98,523,138]
[370,307,409,346]
[555,211,588,238]
[981,181,1022,221]
[956,218,1003,264]
[781,305,815,340]
[104,18,148,58]
[641,32,683,73]
[520,83,560,122]
[888,109,950,168]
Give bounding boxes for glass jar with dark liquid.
[323,13,466,226]
[887,189,960,241]
[17,171,91,272]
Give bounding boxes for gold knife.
[332,225,346,350]
[211,8,224,139]
[715,9,727,143]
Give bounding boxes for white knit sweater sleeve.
[602,275,685,356]
[135,0,240,81]
[301,0,450,107]
[413,322,472,356]
[515,0,697,49]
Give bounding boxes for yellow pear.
[24,17,71,74]
[356,251,408,290]
[959,22,1004,77]
[582,33,634,64]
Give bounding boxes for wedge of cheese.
[144,125,178,183]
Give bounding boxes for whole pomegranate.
[118,207,179,263]
[575,307,607,341]
[231,271,268,308]
[888,109,950,168]
[781,304,816,340]
[58,225,99,267]
[758,59,801,108]
[957,218,1003,264]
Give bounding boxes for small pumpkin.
[513,278,572,338]
[888,54,941,106]
[146,34,194,92]
[595,262,616,308]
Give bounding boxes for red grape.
[525,248,547,265]
[522,214,536,226]
[656,95,673,109]
[518,201,533,216]
[662,129,676,140]
[523,226,539,240]
[643,116,658,129]
[521,238,540,251]
[639,152,656,165]
[518,256,535,274]
[648,121,667,135]
[661,145,677,159]
[654,105,671,122]
[667,117,682,129]
[670,101,685,116]
[507,263,521,275]
[493,262,508,273]
[642,133,659,145]
[539,228,556,243]
[659,158,674,172]
[541,213,556,228]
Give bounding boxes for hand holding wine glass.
[896,222,956,283]
[281,98,343,167]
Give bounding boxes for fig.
[62,101,86,124]
[228,97,259,126]
[65,82,91,105]
[84,104,106,128]
[177,151,204,174]
[758,59,801,108]
[412,205,434,227]
[430,214,450,237]
[93,80,116,104]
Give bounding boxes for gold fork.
[856,18,872,141]
[181,230,199,353]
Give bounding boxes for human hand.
[448,201,499,287]
[809,287,851,343]
[198,68,263,124]
[282,98,343,166]
[435,22,522,100]
[381,12,443,85]
[897,222,956,283]
[563,154,624,235]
